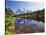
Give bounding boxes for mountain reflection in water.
[15,18,44,33]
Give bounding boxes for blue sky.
[6,0,45,13]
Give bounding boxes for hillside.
[5,8,15,35]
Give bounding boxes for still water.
[15,18,44,32]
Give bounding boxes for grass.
[5,15,16,35]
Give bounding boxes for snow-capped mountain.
[16,8,32,15]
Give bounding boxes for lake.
[15,18,44,33]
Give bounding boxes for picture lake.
[5,1,45,35]
[15,18,44,34]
